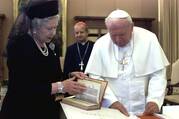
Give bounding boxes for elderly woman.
[0,1,86,119]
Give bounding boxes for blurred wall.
[0,0,13,52]
[0,0,13,80]
[67,0,158,46]
[0,0,158,79]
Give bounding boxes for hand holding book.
[62,77,87,95]
[62,77,108,110]
[68,71,88,79]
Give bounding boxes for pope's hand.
[110,101,129,116]
[143,102,159,115]
[62,77,86,95]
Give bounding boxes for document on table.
[162,105,179,119]
[61,102,139,119]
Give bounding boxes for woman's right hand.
[62,77,86,95]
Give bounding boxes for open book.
[62,77,108,110]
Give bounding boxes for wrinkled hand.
[70,71,88,79]
[110,101,129,116]
[143,102,159,115]
[62,77,86,95]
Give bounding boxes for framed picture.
[13,0,67,56]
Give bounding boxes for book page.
[63,96,97,107]
[76,79,101,103]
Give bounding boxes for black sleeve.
[63,47,74,80]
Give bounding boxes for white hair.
[31,14,59,30]
[105,9,133,24]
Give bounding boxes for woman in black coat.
[0,1,86,119]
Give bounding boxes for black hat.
[26,0,59,19]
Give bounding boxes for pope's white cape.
[85,27,169,78]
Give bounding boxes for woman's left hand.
[70,71,88,79]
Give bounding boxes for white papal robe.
[85,27,169,114]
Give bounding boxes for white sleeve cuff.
[147,98,162,110]
[102,86,118,107]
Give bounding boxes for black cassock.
[63,40,94,79]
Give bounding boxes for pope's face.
[107,19,133,47]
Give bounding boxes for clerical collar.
[78,40,88,45]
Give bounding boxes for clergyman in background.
[63,21,94,79]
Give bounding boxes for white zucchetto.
[105,9,132,23]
